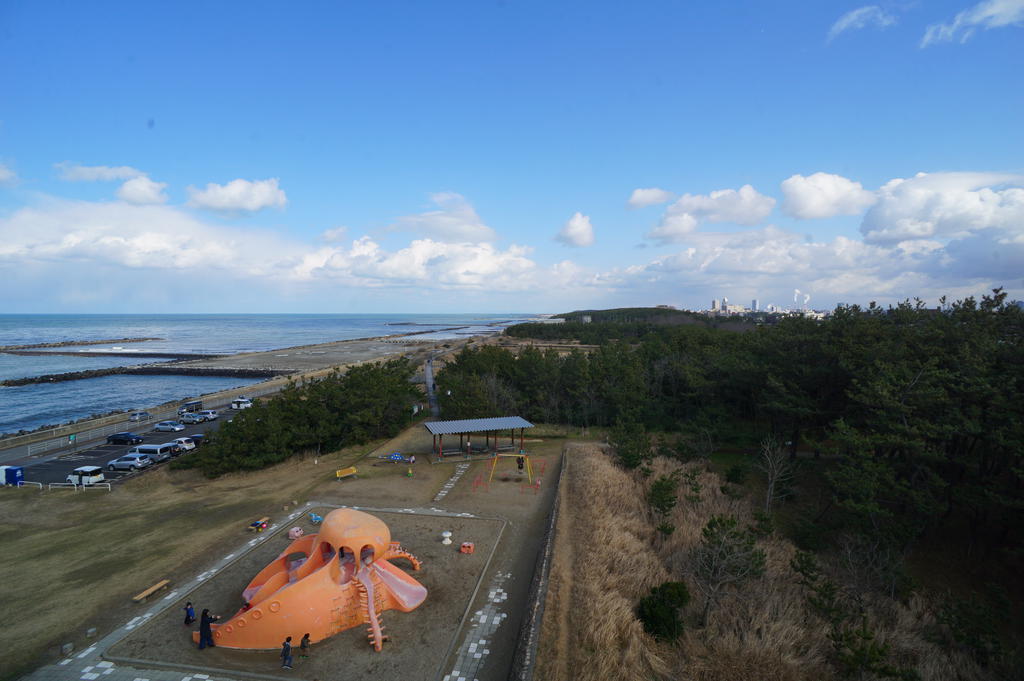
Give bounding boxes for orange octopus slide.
[193,508,426,651]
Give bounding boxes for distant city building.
[581,315,592,323]
[711,299,720,311]
[752,299,759,312]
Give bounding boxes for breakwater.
[0,337,163,351]
[1,365,291,387]
[4,350,223,359]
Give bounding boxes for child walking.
[300,633,311,658]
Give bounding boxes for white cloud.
[828,6,897,41]
[56,162,144,182]
[603,222,1018,311]
[555,212,595,247]
[0,196,558,299]
[391,192,496,242]
[647,184,775,243]
[780,172,876,219]
[320,226,348,243]
[293,237,540,290]
[116,176,168,205]
[922,0,1024,46]
[646,209,699,244]
[860,172,1024,242]
[672,184,776,225]
[0,199,300,275]
[0,163,17,185]
[187,178,288,212]
[628,187,675,208]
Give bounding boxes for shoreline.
[0,330,487,442]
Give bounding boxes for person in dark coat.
[183,602,195,626]
[198,609,219,649]
[299,633,311,658]
[280,636,293,669]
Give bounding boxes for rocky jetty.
[1,365,291,387]
[0,337,163,351]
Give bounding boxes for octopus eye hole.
[360,545,375,565]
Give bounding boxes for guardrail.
[82,483,112,492]
[17,481,42,490]
[48,482,78,491]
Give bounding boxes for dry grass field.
[535,445,996,681]
[0,447,360,680]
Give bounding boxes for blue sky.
[1,0,1022,313]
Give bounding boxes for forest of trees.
[439,292,1024,625]
[174,358,420,477]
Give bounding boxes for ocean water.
[0,313,531,435]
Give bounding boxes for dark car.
[107,432,144,445]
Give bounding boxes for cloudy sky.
[1,1,1022,313]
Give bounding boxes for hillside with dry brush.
[535,444,1000,681]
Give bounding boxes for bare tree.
[691,515,766,626]
[756,436,794,513]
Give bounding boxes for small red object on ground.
[459,542,475,554]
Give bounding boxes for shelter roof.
[424,417,534,435]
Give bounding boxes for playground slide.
[192,508,426,651]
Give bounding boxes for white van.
[231,397,253,410]
[128,443,177,463]
[67,466,106,486]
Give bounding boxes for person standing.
[183,602,195,626]
[280,636,293,669]
[299,633,311,658]
[198,609,219,649]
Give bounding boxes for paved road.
[424,356,440,418]
[16,416,226,486]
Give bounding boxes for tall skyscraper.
[711,299,719,311]
[752,299,759,312]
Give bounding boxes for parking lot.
[19,415,226,485]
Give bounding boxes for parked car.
[231,398,253,410]
[172,437,196,451]
[198,410,219,421]
[178,400,203,415]
[153,421,185,432]
[128,411,151,422]
[107,432,144,445]
[67,465,105,486]
[107,454,154,471]
[190,433,208,446]
[180,412,205,424]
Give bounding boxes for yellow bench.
[132,579,170,603]
[336,466,358,480]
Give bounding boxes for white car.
[198,410,219,420]
[153,421,185,432]
[172,437,196,451]
[180,412,205,424]
[231,398,253,410]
